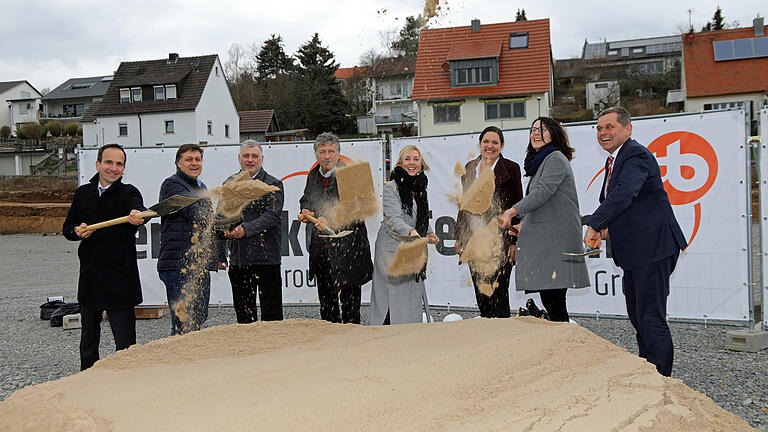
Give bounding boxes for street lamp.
[537,96,541,118]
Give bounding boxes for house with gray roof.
[42,75,112,123]
[82,53,239,148]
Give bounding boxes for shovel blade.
[148,195,204,217]
[319,230,353,238]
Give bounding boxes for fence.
[77,109,765,328]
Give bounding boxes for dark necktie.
[605,155,614,195]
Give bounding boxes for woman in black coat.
[454,126,523,318]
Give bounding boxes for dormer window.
[154,86,165,100]
[509,33,528,49]
[166,84,177,99]
[120,88,131,103]
[450,58,498,88]
[131,87,142,102]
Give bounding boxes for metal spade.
[83,194,204,231]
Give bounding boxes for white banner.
[395,110,749,321]
[78,141,384,306]
[761,107,768,328]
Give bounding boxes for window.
[165,120,174,134]
[632,47,644,54]
[608,50,618,56]
[390,82,402,97]
[706,102,744,110]
[120,88,131,103]
[166,84,177,99]
[225,124,230,138]
[63,104,85,116]
[20,91,30,99]
[71,82,95,89]
[19,103,28,114]
[118,123,128,136]
[509,33,528,49]
[484,100,525,120]
[450,58,497,88]
[433,104,460,123]
[131,87,142,102]
[215,66,219,76]
[155,86,165,100]
[207,120,212,135]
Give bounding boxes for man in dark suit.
[584,107,687,377]
[63,144,146,370]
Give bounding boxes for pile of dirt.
[0,318,757,431]
[0,176,76,234]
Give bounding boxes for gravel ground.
[0,234,767,430]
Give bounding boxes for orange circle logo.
[647,131,718,205]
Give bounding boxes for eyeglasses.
[530,127,548,134]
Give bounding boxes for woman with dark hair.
[370,145,438,325]
[455,126,523,318]
[499,117,589,321]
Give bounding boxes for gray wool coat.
[369,181,433,325]
[513,151,589,292]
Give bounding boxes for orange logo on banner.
[647,132,718,205]
[281,155,355,182]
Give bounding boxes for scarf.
[390,165,429,237]
[523,143,557,177]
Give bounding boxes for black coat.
[299,165,373,286]
[220,168,284,266]
[157,168,216,271]
[63,174,146,309]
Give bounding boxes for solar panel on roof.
[713,37,768,61]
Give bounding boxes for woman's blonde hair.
[395,145,429,172]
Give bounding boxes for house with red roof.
[82,53,239,147]
[682,17,768,134]
[412,19,553,136]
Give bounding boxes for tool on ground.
[301,213,352,238]
[562,240,602,257]
[83,194,204,231]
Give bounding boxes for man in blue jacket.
[585,107,687,377]
[158,144,216,335]
[218,140,284,322]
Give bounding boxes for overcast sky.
[1,0,763,92]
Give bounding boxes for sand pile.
[387,237,429,276]
[0,318,756,432]
[332,161,379,228]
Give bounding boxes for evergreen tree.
[255,34,295,82]
[295,33,350,135]
[391,15,428,56]
[515,9,527,21]
[711,6,725,30]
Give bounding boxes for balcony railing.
[375,114,416,125]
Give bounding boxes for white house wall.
[685,93,768,117]
[194,57,239,144]
[84,111,196,147]
[418,92,550,136]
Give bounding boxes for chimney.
[471,19,481,31]
[754,16,765,36]
[168,53,179,63]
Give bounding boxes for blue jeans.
[159,270,211,336]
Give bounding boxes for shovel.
[562,240,602,257]
[83,194,204,231]
[301,214,352,238]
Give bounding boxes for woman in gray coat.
[370,145,438,325]
[499,117,589,321]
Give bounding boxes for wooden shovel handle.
[84,210,157,231]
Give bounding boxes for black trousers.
[539,289,570,322]
[315,271,361,324]
[623,254,678,377]
[470,263,512,318]
[228,264,283,323]
[79,304,136,371]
